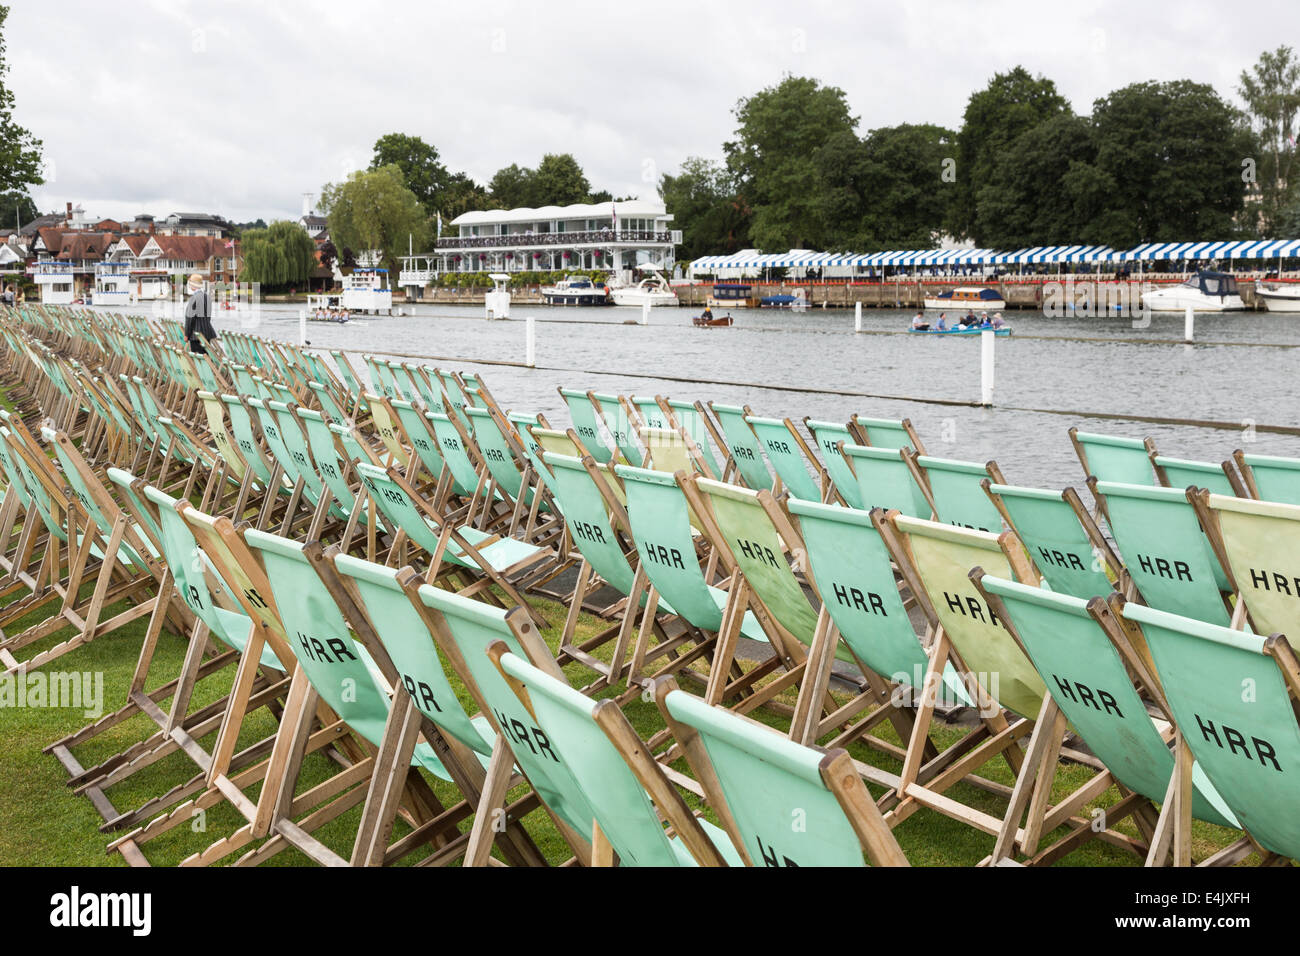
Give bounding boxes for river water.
[122,300,1300,490]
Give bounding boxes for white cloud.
[6,0,1288,225]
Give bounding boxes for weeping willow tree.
[320,164,429,273]
[238,220,317,289]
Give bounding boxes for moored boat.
[1140,270,1244,312]
[924,286,1006,311]
[609,269,677,307]
[706,283,760,309]
[1254,280,1300,313]
[541,274,611,306]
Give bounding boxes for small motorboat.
[924,286,1007,311]
[706,283,760,309]
[1254,280,1300,313]
[908,325,1011,336]
[541,274,611,306]
[609,269,678,307]
[760,290,808,310]
[1140,270,1244,312]
[693,312,734,327]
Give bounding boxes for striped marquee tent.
[1115,239,1300,262]
[991,244,1116,264]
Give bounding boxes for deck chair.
[744,415,824,501]
[465,404,562,546]
[650,677,908,866]
[842,443,934,518]
[1092,481,1233,627]
[976,575,1243,866]
[907,454,1007,532]
[351,460,547,623]
[706,402,774,491]
[1151,454,1241,497]
[492,648,742,866]
[558,387,615,462]
[1069,427,1157,486]
[228,529,482,866]
[617,464,786,709]
[850,415,927,454]
[804,418,866,507]
[1118,598,1300,865]
[1233,451,1300,505]
[983,481,1124,600]
[877,513,1066,844]
[587,391,644,466]
[641,396,723,478]
[1195,492,1300,639]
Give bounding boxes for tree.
[1237,46,1300,234]
[0,189,36,229]
[488,163,536,208]
[239,221,318,289]
[726,75,858,249]
[531,153,590,206]
[319,164,430,272]
[1083,80,1254,247]
[0,5,42,197]
[441,172,491,221]
[318,238,338,271]
[660,156,751,261]
[950,67,1070,241]
[370,133,450,219]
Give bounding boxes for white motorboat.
[541,274,611,306]
[923,286,1007,311]
[1254,280,1300,313]
[1140,270,1244,312]
[609,269,678,307]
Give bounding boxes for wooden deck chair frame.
[1231,449,1300,505]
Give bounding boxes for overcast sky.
[7,0,1288,224]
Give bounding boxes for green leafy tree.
[370,132,450,219]
[0,189,36,229]
[488,163,536,208]
[1237,46,1300,234]
[441,172,491,220]
[319,164,430,272]
[660,156,750,260]
[950,67,1070,241]
[726,75,857,249]
[531,153,591,206]
[1085,80,1254,247]
[0,6,42,196]
[239,220,318,289]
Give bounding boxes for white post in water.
[1184,306,1194,343]
[854,300,862,332]
[525,315,536,368]
[641,300,650,326]
[299,309,307,345]
[980,329,995,406]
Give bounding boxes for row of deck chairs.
[0,301,1297,867]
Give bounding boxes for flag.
[225,239,234,249]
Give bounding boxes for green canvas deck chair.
[364,354,401,400]
[842,443,934,518]
[364,392,414,469]
[352,460,547,624]
[1117,597,1300,865]
[542,451,668,696]
[617,464,785,711]
[787,498,976,761]
[389,397,448,488]
[297,407,388,558]
[907,453,1007,533]
[187,529,477,867]
[493,648,742,866]
[639,425,711,479]
[426,409,505,529]
[0,427,160,677]
[219,393,296,528]
[636,396,722,478]
[1151,454,1241,498]
[587,390,644,466]
[1069,427,1157,485]
[247,397,321,536]
[1093,480,1233,627]
[329,349,370,418]
[744,414,825,501]
[465,404,562,546]
[59,480,293,843]
[804,418,866,507]
[1195,492,1300,639]
[197,390,256,516]
[409,583,600,865]
[267,399,351,531]
[975,574,1243,866]
[306,379,349,424]
[849,415,927,454]
[382,360,422,403]
[558,387,615,462]
[331,554,548,866]
[983,481,1124,600]
[1232,450,1300,505]
[650,677,908,867]
[877,512,1058,841]
[706,402,774,491]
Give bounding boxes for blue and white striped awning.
[1119,239,1300,261]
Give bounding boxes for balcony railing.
[398,269,437,286]
[435,229,673,250]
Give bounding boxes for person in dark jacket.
[183,273,218,355]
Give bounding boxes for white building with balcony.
[434,199,679,286]
[32,260,77,304]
